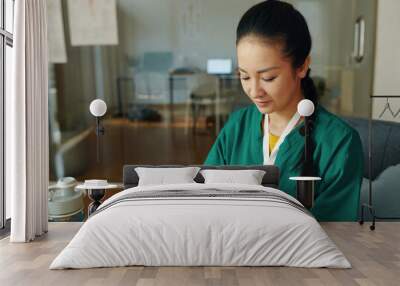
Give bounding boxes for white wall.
[372,0,400,122]
[116,0,365,106]
[117,0,263,103]
[117,0,262,71]
[118,0,355,74]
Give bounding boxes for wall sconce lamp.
[290,99,321,209]
[89,99,107,162]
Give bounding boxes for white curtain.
[6,0,49,242]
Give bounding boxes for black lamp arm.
[301,117,315,176]
[96,117,105,136]
[95,117,105,163]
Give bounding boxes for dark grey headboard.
[123,165,280,189]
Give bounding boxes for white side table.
[76,182,121,216]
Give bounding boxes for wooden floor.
[0,222,399,286]
[58,118,216,183]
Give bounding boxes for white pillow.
[200,169,266,185]
[135,167,201,186]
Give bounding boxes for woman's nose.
[248,80,264,99]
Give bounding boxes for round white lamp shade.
[89,99,107,117]
[297,99,314,117]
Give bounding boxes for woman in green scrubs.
[204,0,364,221]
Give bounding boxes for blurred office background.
[41,0,400,221]
[47,0,381,182]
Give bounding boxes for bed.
[50,165,350,269]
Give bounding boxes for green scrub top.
[204,104,364,221]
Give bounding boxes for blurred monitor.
[142,52,173,72]
[207,59,232,75]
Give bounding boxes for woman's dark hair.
[236,0,318,106]
[237,0,318,175]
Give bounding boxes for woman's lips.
[255,100,272,106]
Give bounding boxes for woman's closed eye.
[239,75,277,82]
[262,76,277,82]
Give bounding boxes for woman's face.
[237,35,308,114]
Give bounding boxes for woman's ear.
[298,56,311,79]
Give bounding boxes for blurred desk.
[116,76,135,117]
[214,74,239,133]
[168,70,197,124]
[169,71,239,133]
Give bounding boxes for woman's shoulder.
[219,104,261,136]
[315,105,360,140]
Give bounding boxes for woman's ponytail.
[301,68,318,108]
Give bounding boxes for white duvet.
[50,183,351,269]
